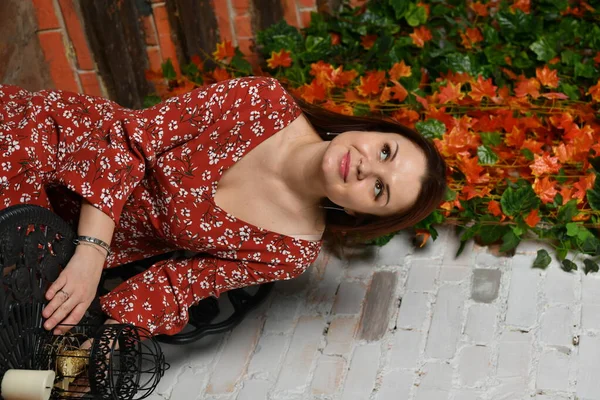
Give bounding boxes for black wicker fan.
[0,204,77,385]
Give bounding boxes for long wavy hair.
[295,98,447,242]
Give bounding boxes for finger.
[54,303,87,335]
[42,288,71,319]
[80,339,93,351]
[46,274,68,301]
[43,294,75,331]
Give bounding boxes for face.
[321,131,427,217]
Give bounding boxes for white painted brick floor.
[146,227,597,400]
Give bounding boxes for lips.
[339,151,350,182]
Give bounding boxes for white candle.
[1,370,55,400]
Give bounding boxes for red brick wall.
[29,0,368,96]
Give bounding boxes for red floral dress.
[0,77,322,335]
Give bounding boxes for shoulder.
[220,77,299,110]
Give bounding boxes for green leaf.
[519,149,534,161]
[230,52,253,76]
[500,185,540,217]
[256,21,303,55]
[582,236,600,256]
[556,247,568,261]
[415,119,446,140]
[530,37,558,62]
[561,50,582,66]
[405,3,428,27]
[387,0,410,20]
[283,65,307,85]
[482,26,500,45]
[586,172,600,210]
[533,249,552,269]
[480,132,503,147]
[575,61,596,79]
[584,259,599,275]
[557,200,579,223]
[444,53,475,75]
[500,230,521,253]
[444,189,457,201]
[566,222,580,237]
[368,232,395,246]
[161,59,177,80]
[558,83,580,100]
[561,259,577,272]
[479,224,510,245]
[477,145,499,165]
[143,95,162,108]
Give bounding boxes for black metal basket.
[30,322,168,400]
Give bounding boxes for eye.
[374,180,384,199]
[379,144,391,161]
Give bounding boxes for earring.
[320,206,352,215]
[320,205,345,212]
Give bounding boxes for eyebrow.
[385,183,391,206]
[390,142,399,162]
[384,142,398,207]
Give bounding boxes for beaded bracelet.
[74,235,111,256]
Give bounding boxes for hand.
[42,245,105,334]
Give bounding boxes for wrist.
[74,244,108,267]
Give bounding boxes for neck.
[278,134,328,207]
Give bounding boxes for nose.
[356,158,383,180]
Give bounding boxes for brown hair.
[295,98,447,242]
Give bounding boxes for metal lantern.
[32,323,168,399]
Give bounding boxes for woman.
[0,76,446,336]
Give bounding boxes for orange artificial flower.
[361,35,377,49]
[458,155,489,184]
[213,40,235,62]
[524,209,541,228]
[533,177,558,204]
[267,49,292,69]
[356,71,386,97]
[389,61,412,81]
[505,126,525,148]
[300,80,327,104]
[487,200,503,217]
[536,66,559,88]
[514,77,541,98]
[391,108,420,127]
[330,66,358,87]
[469,76,497,101]
[460,28,483,49]
[212,67,231,81]
[438,82,464,104]
[330,33,341,46]
[470,1,489,16]
[573,174,596,201]
[322,100,353,116]
[530,154,561,176]
[510,0,531,13]
[410,26,433,48]
[587,79,600,102]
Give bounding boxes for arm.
[43,199,116,334]
[99,252,309,336]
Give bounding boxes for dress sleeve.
[49,76,299,224]
[98,252,307,336]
